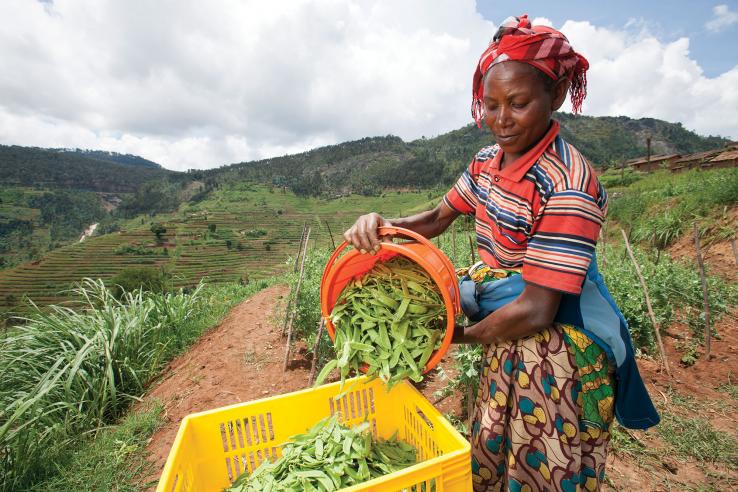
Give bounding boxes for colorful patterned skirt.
[470,324,615,492]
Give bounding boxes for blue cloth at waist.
[459,257,660,430]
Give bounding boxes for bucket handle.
[320,226,458,301]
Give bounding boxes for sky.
[1,0,737,172]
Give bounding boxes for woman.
[344,15,658,492]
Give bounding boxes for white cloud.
[0,1,736,172]
[561,20,738,140]
[705,4,738,32]
[0,0,493,170]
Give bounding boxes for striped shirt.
[443,121,607,294]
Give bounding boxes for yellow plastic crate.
[157,376,471,491]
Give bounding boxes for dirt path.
[141,284,736,491]
[142,284,313,484]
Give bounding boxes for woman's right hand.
[343,212,392,254]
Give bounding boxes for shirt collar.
[490,120,560,182]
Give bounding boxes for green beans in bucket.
[315,256,446,390]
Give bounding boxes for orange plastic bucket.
[320,226,461,374]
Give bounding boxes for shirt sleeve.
[522,189,604,294]
[443,158,480,215]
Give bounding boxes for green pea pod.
[406,303,428,314]
[313,359,337,387]
[348,341,373,352]
[378,322,391,350]
[418,331,440,367]
[374,290,400,309]
[393,298,410,322]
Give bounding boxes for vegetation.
[657,412,738,465]
[226,416,418,491]
[0,279,271,490]
[0,145,177,192]
[601,243,738,350]
[317,257,446,389]
[608,167,738,250]
[28,403,164,492]
[118,180,188,218]
[30,190,106,241]
[554,113,727,167]
[54,148,162,170]
[0,184,428,318]
[0,115,728,269]
[109,266,172,298]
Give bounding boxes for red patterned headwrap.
[472,14,590,127]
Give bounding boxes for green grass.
[607,167,738,249]
[0,279,272,491]
[609,424,656,462]
[657,412,738,465]
[29,403,165,492]
[715,382,738,401]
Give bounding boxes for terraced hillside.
[0,183,430,314]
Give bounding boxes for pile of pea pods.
[225,416,419,491]
[316,257,446,390]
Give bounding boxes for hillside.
[0,184,429,318]
[1,146,736,492]
[0,145,177,192]
[55,149,162,170]
[0,112,731,287]
[205,113,729,196]
[0,146,194,268]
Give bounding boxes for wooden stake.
[468,233,476,264]
[282,224,308,336]
[693,223,712,359]
[452,222,457,264]
[308,318,325,385]
[284,226,311,371]
[731,238,738,266]
[466,386,474,437]
[293,222,307,273]
[325,220,336,251]
[621,229,671,377]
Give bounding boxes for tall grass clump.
[0,278,270,491]
[286,247,334,368]
[607,167,738,240]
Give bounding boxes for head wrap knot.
[472,14,590,127]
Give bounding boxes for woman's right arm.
[343,201,460,253]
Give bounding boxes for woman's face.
[482,61,565,162]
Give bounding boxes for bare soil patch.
[667,207,737,281]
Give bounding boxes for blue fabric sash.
[459,257,660,430]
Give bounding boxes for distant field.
[0,183,432,313]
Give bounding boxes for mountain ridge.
[54,148,162,169]
[0,144,179,193]
[201,113,729,196]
